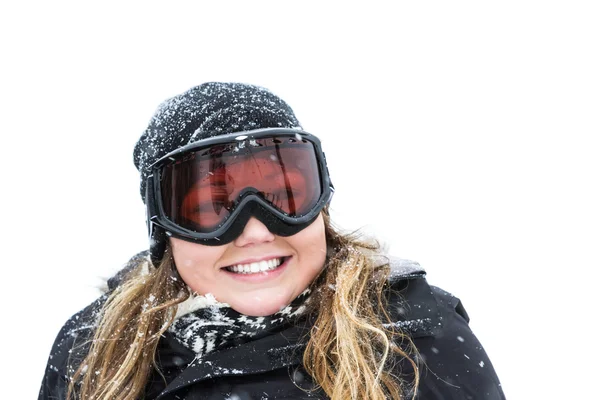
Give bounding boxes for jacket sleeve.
[413,286,506,399]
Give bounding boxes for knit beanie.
[133,82,303,202]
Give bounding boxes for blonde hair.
[68,214,419,399]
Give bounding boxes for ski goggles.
[145,128,334,246]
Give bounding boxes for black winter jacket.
[39,256,505,399]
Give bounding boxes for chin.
[226,295,292,316]
[224,287,295,316]
[231,303,282,317]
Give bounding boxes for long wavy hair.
[67,213,420,399]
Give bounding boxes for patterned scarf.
[168,289,312,357]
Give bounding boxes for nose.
[233,217,275,247]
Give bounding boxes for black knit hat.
[133,82,302,202]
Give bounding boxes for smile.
[225,257,286,274]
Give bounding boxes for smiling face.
[170,214,327,316]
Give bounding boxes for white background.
[1,1,599,398]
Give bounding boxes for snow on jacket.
[39,254,505,399]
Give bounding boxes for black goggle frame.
[145,128,334,263]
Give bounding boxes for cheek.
[293,216,328,269]
[170,239,224,280]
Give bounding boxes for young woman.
[39,82,505,399]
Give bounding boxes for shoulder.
[381,255,505,399]
[39,251,153,399]
[38,294,108,399]
[380,256,444,338]
[49,294,108,365]
[39,251,149,373]
[381,255,469,328]
[44,250,149,364]
[39,252,150,399]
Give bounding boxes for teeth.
[227,258,283,274]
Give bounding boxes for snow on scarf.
[168,289,311,357]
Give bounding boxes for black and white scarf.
[168,289,312,357]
